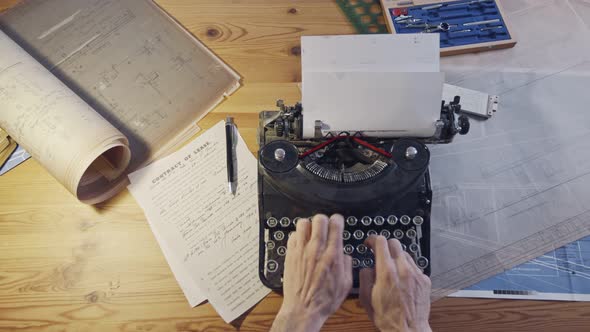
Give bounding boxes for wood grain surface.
[1,1,590,331]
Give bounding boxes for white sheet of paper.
[127,121,269,322]
[301,34,442,138]
[303,71,444,137]
[301,34,440,72]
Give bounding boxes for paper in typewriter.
[128,121,269,322]
[301,34,444,138]
[0,0,240,203]
[427,0,590,300]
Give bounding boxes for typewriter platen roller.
[258,98,469,291]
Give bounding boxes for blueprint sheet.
[452,236,590,301]
[429,0,590,300]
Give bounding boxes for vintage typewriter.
[258,98,469,291]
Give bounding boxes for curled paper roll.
[0,30,131,204]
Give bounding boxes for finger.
[343,254,353,288]
[309,214,329,250]
[365,235,394,282]
[286,232,297,250]
[327,214,345,252]
[387,238,404,259]
[403,251,423,274]
[284,235,296,269]
[296,218,311,250]
[359,268,376,319]
[390,246,414,281]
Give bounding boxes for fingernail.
[330,214,344,223]
[312,214,329,222]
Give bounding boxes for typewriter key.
[266,260,279,273]
[367,230,378,237]
[406,229,417,239]
[361,216,372,226]
[380,229,391,239]
[346,216,358,226]
[353,230,364,240]
[401,244,407,251]
[374,216,385,226]
[352,258,361,268]
[343,230,351,241]
[293,217,300,226]
[277,246,287,256]
[413,216,424,226]
[267,217,278,228]
[416,256,429,269]
[266,241,275,250]
[273,231,285,241]
[409,243,420,253]
[387,215,398,225]
[344,244,354,255]
[393,229,404,239]
[400,215,411,225]
[362,258,374,268]
[279,217,291,227]
[356,244,368,254]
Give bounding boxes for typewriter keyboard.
[262,214,429,289]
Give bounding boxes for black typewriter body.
[258,99,468,291]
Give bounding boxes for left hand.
[270,214,353,332]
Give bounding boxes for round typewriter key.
[400,215,411,225]
[343,230,351,241]
[279,217,291,227]
[367,230,378,237]
[277,246,287,256]
[346,216,358,226]
[413,216,424,226]
[362,258,374,268]
[380,229,391,239]
[361,216,372,226]
[387,215,398,225]
[266,260,279,273]
[393,229,404,239]
[273,231,285,241]
[401,244,407,251]
[406,229,417,239]
[409,243,420,253]
[416,256,429,269]
[266,241,275,250]
[352,258,361,268]
[353,230,364,240]
[293,217,300,226]
[344,244,354,255]
[374,216,385,226]
[267,217,278,228]
[356,244,368,254]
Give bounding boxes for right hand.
[359,236,432,332]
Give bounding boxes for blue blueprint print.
[453,236,590,300]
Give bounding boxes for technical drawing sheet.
[0,0,240,171]
[452,235,590,301]
[428,0,590,300]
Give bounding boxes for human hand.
[360,236,432,332]
[270,214,353,332]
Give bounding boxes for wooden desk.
[1,1,589,331]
